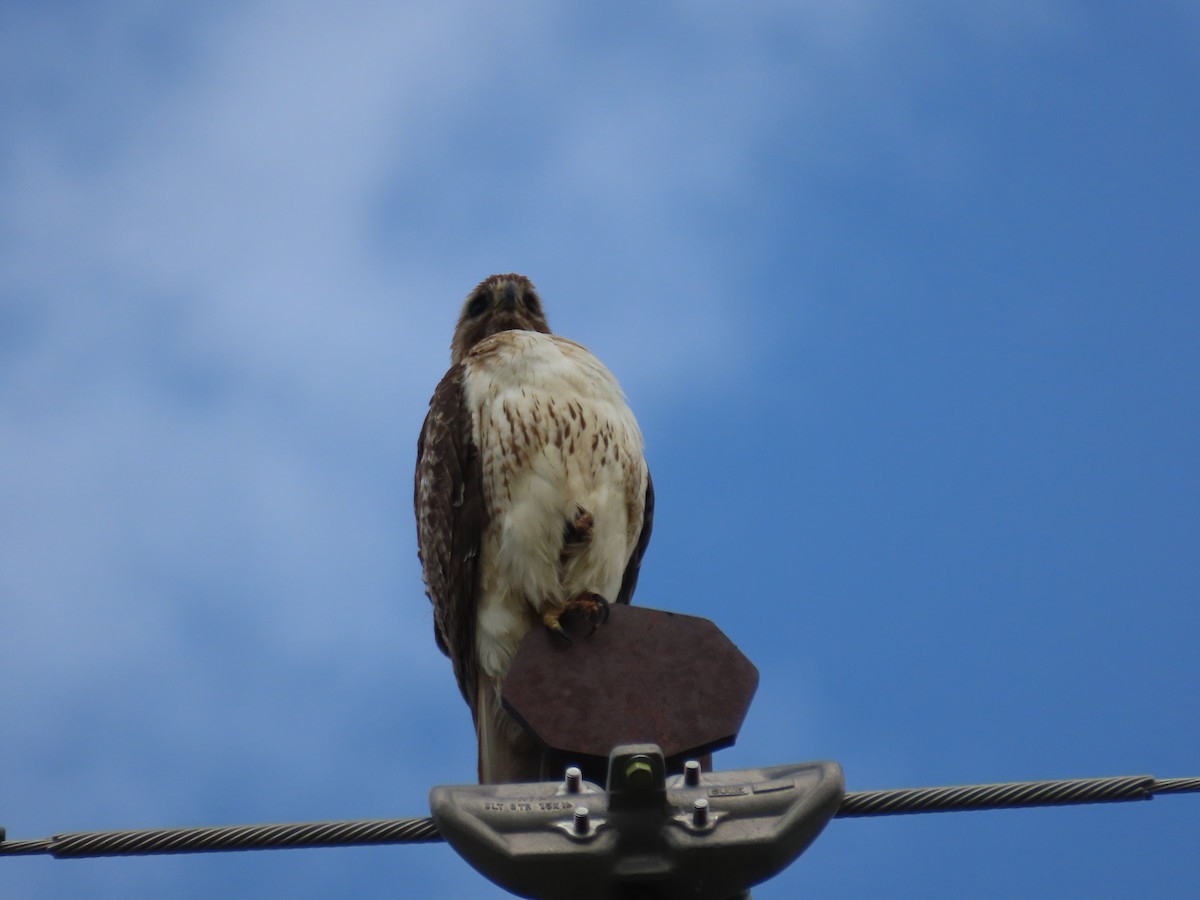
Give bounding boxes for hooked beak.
[498,280,518,310]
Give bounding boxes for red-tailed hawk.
[415,274,653,784]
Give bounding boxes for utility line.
[2,774,1196,859]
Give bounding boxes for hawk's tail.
[475,673,545,785]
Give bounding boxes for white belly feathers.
[461,330,648,682]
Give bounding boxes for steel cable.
[2,774,1195,858]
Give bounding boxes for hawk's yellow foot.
[543,592,610,643]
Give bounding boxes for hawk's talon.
[544,592,610,641]
[543,612,573,644]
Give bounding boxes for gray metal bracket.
[429,743,845,899]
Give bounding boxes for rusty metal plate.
[501,605,758,769]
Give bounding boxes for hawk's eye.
[467,294,490,318]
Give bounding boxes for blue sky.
[1,2,1197,897]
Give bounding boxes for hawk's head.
[450,274,551,365]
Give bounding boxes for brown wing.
[614,470,654,606]
[414,364,486,711]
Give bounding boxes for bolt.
[573,806,590,835]
[684,760,701,786]
[565,766,582,793]
[624,755,655,789]
[692,797,710,828]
